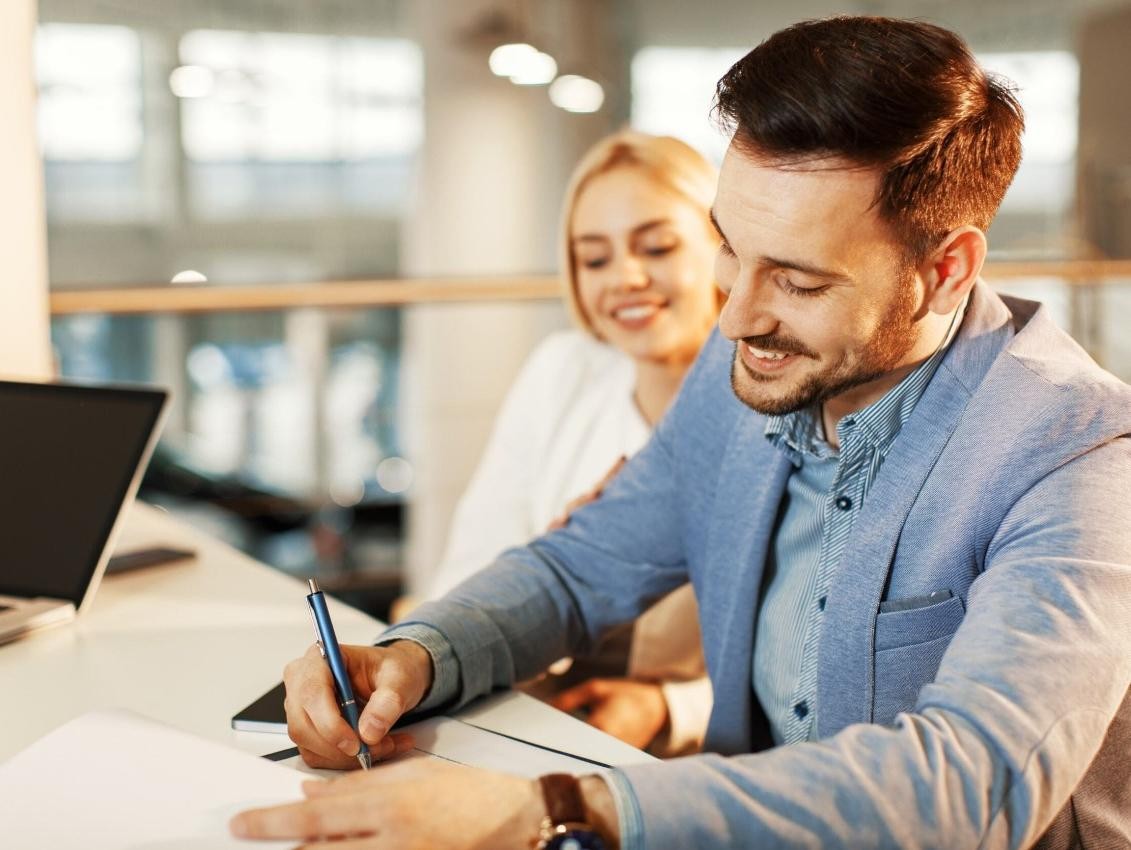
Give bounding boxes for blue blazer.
[406,283,1131,849]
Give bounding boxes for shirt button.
[793,701,809,720]
[835,495,852,511]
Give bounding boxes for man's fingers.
[230,792,376,840]
[358,686,406,743]
[295,745,352,770]
[286,704,352,768]
[284,652,361,759]
[291,668,359,756]
[296,838,374,850]
[302,736,417,801]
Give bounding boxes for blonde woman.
[423,131,720,755]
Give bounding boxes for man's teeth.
[746,345,789,360]
[614,304,659,321]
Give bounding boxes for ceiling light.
[509,51,557,85]
[489,42,538,77]
[549,75,605,113]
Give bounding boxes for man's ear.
[917,225,987,315]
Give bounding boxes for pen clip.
[306,601,326,658]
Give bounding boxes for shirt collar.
[764,294,969,460]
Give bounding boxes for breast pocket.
[872,592,965,726]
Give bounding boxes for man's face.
[712,145,924,417]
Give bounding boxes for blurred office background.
[6,0,1131,617]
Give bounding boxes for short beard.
[730,270,919,417]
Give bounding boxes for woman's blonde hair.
[559,130,719,335]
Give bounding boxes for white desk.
[0,502,652,770]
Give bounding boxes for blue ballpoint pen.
[306,578,372,770]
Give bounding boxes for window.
[36,23,142,162]
[631,46,746,164]
[36,23,146,222]
[178,30,423,219]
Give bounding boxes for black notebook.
[231,682,287,733]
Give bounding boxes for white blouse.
[428,330,649,597]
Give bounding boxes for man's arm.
[611,438,1131,849]
[386,410,694,713]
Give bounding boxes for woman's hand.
[550,677,669,750]
[547,456,627,531]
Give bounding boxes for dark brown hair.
[714,16,1024,262]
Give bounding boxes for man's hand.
[231,758,621,849]
[232,759,541,848]
[550,677,669,750]
[283,639,433,768]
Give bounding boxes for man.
[232,16,1131,849]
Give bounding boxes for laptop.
[0,379,168,645]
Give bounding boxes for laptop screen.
[0,381,167,606]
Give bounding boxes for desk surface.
[0,502,650,769]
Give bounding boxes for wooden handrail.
[49,276,563,316]
[48,260,1131,316]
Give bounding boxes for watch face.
[545,828,608,850]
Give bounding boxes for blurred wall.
[0,0,52,379]
[1078,3,1131,258]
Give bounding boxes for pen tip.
[358,752,372,771]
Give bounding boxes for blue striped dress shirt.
[755,315,961,745]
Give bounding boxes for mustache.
[738,335,816,359]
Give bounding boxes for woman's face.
[570,166,719,366]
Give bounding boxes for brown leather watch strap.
[539,773,588,826]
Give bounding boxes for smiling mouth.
[745,344,789,361]
[610,302,665,326]
[740,342,806,374]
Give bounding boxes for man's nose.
[718,277,777,340]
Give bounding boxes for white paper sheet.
[399,716,609,777]
[454,691,658,767]
[271,715,608,779]
[0,709,307,850]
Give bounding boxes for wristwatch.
[535,773,609,850]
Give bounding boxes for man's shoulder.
[987,297,1131,427]
[941,295,1131,477]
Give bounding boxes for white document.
[273,715,610,780]
[0,709,307,850]
[454,691,658,768]
[398,716,609,777]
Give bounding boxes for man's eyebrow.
[709,208,851,283]
[762,255,852,283]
